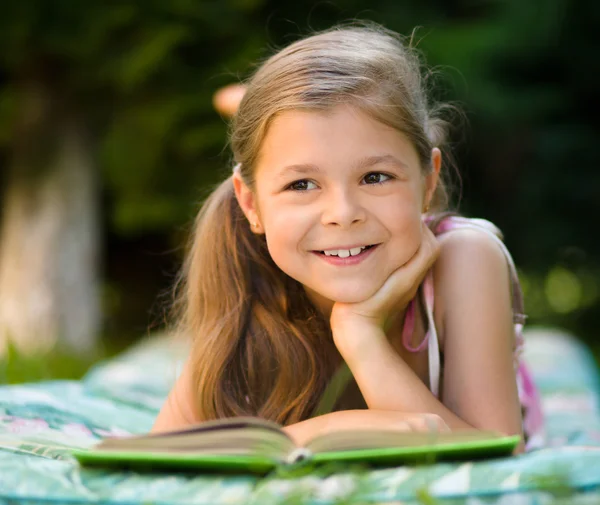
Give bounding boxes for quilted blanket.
[1,327,600,504]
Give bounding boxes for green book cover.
[72,417,520,475]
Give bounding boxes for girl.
[152,23,544,453]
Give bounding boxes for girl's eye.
[363,172,392,185]
[286,179,317,191]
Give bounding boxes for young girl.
[152,23,544,453]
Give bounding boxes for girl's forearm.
[282,409,420,447]
[282,408,524,455]
[347,344,525,453]
[282,411,333,446]
[334,323,476,431]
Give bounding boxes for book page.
[94,417,296,460]
[139,416,286,438]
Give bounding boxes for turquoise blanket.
[1,328,600,504]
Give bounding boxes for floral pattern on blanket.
[1,328,600,505]
[0,386,149,460]
[0,412,130,454]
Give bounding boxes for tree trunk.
[0,80,100,356]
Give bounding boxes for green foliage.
[0,0,268,235]
[0,0,597,347]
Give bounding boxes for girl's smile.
[311,243,380,266]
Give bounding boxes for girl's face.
[236,104,439,313]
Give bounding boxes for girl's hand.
[369,411,451,433]
[330,221,440,335]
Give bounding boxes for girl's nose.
[320,187,366,228]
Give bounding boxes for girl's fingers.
[395,421,414,432]
[375,229,437,306]
[402,225,440,286]
[420,223,441,266]
[423,413,451,433]
[394,414,450,433]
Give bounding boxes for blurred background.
[0,0,598,383]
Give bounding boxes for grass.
[0,337,129,384]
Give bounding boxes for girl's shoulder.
[427,214,520,348]
[427,214,511,267]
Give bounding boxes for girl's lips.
[311,244,379,266]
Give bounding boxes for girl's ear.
[424,147,442,211]
[232,172,264,234]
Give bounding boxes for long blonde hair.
[175,22,457,425]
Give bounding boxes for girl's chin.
[307,284,379,306]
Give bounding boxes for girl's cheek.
[393,218,425,265]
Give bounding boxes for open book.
[73,417,520,474]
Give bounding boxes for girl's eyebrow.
[358,154,409,171]
[278,154,408,177]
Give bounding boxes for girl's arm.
[283,409,449,446]
[151,360,449,443]
[335,229,524,448]
[433,229,524,437]
[337,323,477,430]
[151,359,203,433]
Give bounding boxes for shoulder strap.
[423,271,441,398]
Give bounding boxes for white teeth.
[323,246,367,257]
